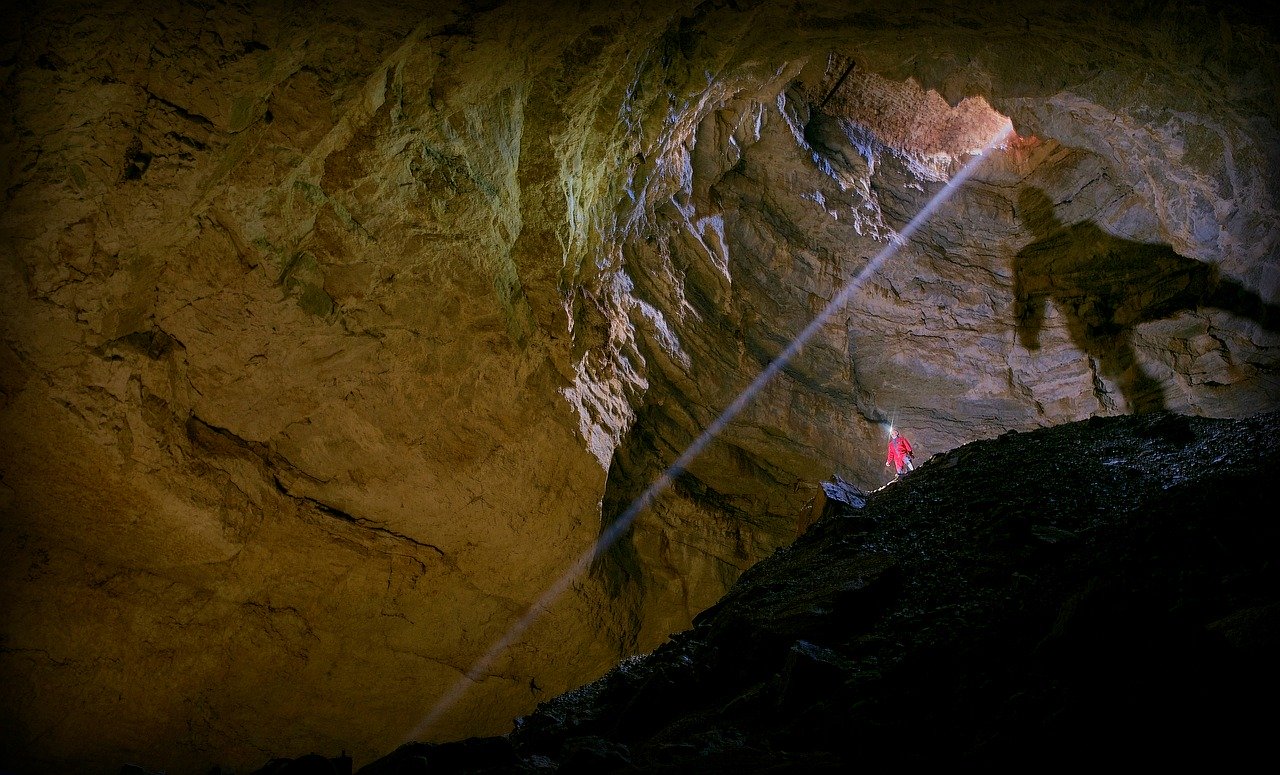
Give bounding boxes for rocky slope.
[363,409,1280,772]
[2,1,1278,772]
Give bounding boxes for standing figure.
[886,428,914,479]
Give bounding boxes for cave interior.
[0,1,1277,772]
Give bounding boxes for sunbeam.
[407,119,1016,742]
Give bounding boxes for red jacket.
[887,436,913,469]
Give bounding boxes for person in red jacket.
[886,427,914,478]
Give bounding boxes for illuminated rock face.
[1,1,1275,772]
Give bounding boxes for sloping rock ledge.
[339,409,1280,773]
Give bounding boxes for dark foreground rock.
[361,410,1280,773]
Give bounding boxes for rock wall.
[1,1,1276,772]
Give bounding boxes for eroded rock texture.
[1,1,1277,772]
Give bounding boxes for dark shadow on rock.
[1012,187,1278,413]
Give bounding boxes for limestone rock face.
[1,1,1276,772]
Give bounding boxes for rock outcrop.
[1,1,1277,772]
[362,410,1280,772]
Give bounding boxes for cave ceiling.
[1,1,1277,772]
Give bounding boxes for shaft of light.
[407,121,1014,743]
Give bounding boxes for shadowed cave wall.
[1,1,1277,772]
